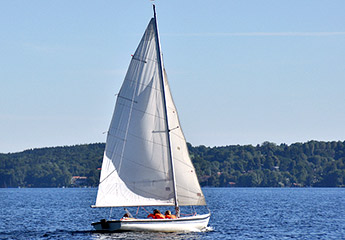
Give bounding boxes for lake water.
[1,188,344,239]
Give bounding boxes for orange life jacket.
[154,213,165,219]
[165,214,177,219]
[147,213,155,219]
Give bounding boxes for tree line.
[1,140,345,188]
[189,141,345,187]
[0,144,104,188]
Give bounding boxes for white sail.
[94,16,206,207]
[163,69,206,206]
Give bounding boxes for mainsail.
[94,15,205,208]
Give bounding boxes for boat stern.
[91,219,121,232]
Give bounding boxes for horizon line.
[3,139,345,154]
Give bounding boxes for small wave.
[201,226,214,232]
[40,229,94,239]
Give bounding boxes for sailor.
[164,210,177,219]
[147,209,165,219]
[121,213,134,220]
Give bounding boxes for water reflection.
[91,231,204,240]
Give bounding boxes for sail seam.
[108,128,168,149]
[123,77,162,92]
[129,178,171,184]
[169,131,186,141]
[132,57,147,63]
[176,194,199,201]
[116,65,140,175]
[104,150,170,175]
[116,101,165,120]
[126,186,174,201]
[117,95,138,103]
[173,156,194,168]
[177,184,202,194]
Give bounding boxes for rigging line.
[109,207,113,219]
[192,205,196,215]
[124,208,133,218]
[142,207,151,215]
[180,213,196,216]
[153,4,179,213]
[135,206,140,217]
[98,169,116,185]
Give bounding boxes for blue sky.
[1,0,345,153]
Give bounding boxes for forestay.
[94,17,205,208]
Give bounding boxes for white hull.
[92,213,210,232]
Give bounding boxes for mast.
[152,4,180,216]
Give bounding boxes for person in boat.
[121,213,134,220]
[164,210,177,219]
[147,209,165,219]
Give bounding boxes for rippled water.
[1,188,344,239]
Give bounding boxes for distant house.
[292,183,303,188]
[229,182,236,187]
[71,176,88,186]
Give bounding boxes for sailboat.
[91,5,210,232]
